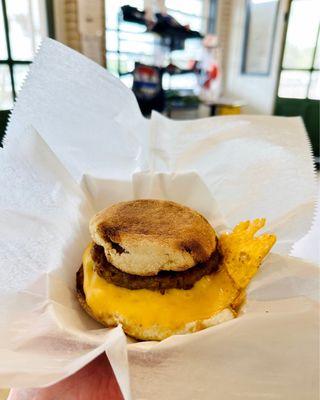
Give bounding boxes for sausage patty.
[90,244,221,292]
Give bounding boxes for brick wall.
[216,0,233,89]
[65,0,81,51]
[53,0,105,66]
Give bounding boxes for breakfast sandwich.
[76,199,276,341]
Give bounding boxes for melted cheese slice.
[83,243,239,339]
[82,219,275,340]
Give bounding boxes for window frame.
[277,0,320,100]
[0,0,54,103]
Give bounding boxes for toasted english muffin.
[89,199,217,276]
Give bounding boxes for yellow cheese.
[82,219,275,339]
[83,243,239,336]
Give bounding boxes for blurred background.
[0,0,319,163]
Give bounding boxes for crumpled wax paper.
[0,39,318,400]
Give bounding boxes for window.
[278,0,320,100]
[105,0,214,90]
[0,0,48,110]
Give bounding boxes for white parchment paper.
[0,39,318,400]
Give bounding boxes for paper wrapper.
[0,40,318,400]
